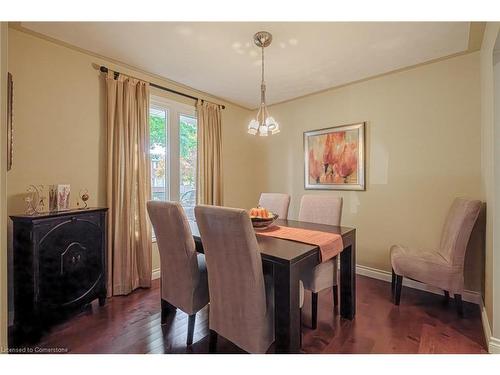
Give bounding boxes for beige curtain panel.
[196,100,223,206]
[105,71,152,296]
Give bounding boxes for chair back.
[438,198,482,267]
[195,205,272,353]
[147,201,200,313]
[258,193,291,219]
[298,195,343,226]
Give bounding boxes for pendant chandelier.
[247,31,280,136]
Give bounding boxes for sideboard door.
[38,216,104,308]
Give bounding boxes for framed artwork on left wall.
[7,72,13,171]
[304,122,366,191]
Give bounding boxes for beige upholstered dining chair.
[390,198,482,316]
[258,193,291,219]
[147,201,209,346]
[195,205,304,353]
[299,195,343,329]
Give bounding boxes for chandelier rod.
[260,45,266,107]
[262,45,265,86]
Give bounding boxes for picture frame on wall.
[7,72,13,171]
[304,122,366,191]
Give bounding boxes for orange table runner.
[256,225,344,262]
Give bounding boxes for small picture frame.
[49,184,71,211]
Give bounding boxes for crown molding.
[8,22,251,112]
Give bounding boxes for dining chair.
[299,194,343,329]
[390,198,482,316]
[195,205,304,353]
[147,201,209,346]
[258,192,291,219]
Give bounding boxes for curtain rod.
[98,66,226,110]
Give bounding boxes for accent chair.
[390,198,482,316]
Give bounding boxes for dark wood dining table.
[189,218,356,354]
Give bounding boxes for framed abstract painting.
[304,122,366,191]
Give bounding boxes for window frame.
[178,112,198,208]
[149,95,197,204]
[149,103,170,202]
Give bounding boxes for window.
[179,115,197,220]
[149,97,197,221]
[149,107,168,201]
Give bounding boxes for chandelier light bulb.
[247,119,259,135]
[265,116,277,130]
[259,125,268,136]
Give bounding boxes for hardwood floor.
[27,275,487,354]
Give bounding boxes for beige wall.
[480,22,500,342]
[259,52,483,291]
[1,23,9,351]
[494,43,500,342]
[494,50,500,341]
[7,28,262,274]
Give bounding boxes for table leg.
[340,243,356,320]
[273,262,301,353]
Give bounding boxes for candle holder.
[79,188,90,209]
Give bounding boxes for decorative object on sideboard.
[7,72,13,171]
[24,184,46,215]
[78,188,90,209]
[304,122,366,191]
[49,184,71,211]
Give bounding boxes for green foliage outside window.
[150,115,166,147]
[179,119,197,187]
[149,114,197,189]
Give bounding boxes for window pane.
[150,107,168,201]
[179,114,197,220]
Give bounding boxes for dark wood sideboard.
[10,208,107,344]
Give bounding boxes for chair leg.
[311,292,318,330]
[161,299,176,325]
[394,275,403,305]
[209,329,218,353]
[391,269,396,297]
[333,285,339,308]
[454,294,464,317]
[443,290,450,304]
[187,314,196,346]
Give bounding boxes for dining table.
[189,218,356,354]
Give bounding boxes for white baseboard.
[479,298,500,354]
[490,337,500,354]
[355,264,481,304]
[152,268,161,281]
[480,299,492,349]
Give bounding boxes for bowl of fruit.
[249,207,279,229]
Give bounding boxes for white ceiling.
[21,22,470,109]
